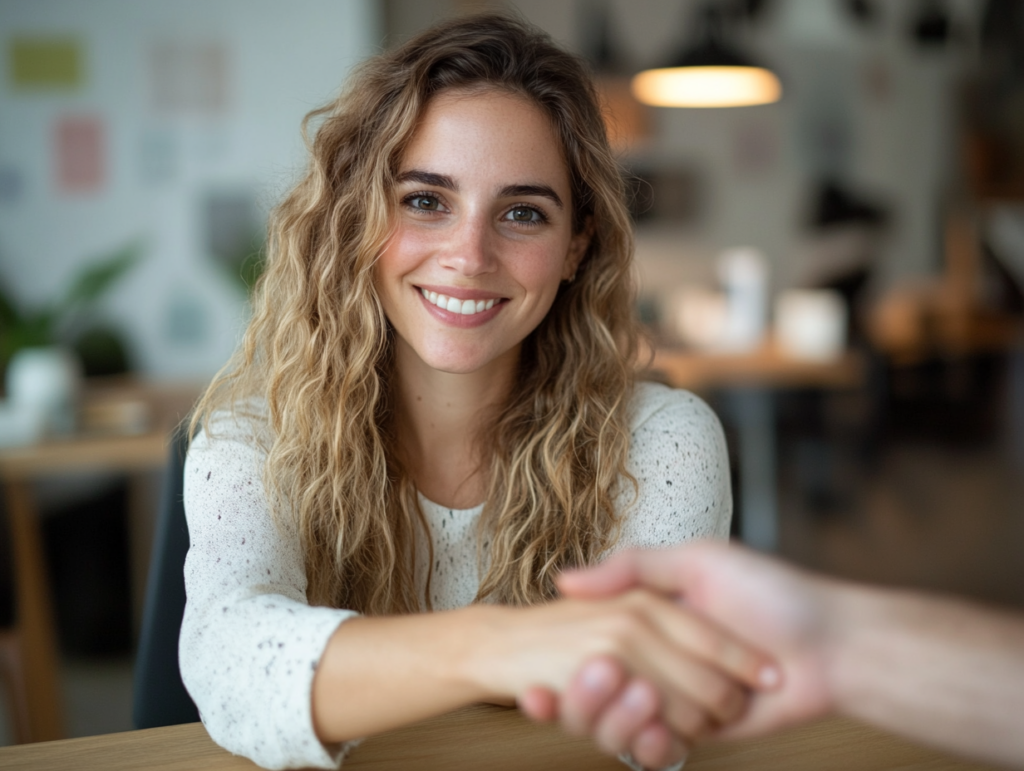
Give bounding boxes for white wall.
[0,0,380,378]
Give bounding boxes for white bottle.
[718,247,768,352]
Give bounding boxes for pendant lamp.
[631,3,782,108]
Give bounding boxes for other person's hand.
[556,544,837,741]
[503,585,777,767]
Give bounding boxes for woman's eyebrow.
[500,184,563,209]
[397,169,457,191]
[396,171,563,210]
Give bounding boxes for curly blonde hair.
[192,13,641,615]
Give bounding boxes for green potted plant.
[0,241,141,378]
[0,241,140,441]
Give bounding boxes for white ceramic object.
[0,399,46,448]
[5,346,83,438]
[718,247,768,352]
[775,289,848,361]
[672,287,729,350]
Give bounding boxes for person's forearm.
[312,604,502,743]
[830,584,1024,766]
[312,589,769,747]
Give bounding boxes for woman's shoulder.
[616,382,732,547]
[629,380,722,437]
[191,397,271,451]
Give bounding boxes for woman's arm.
[312,590,776,745]
[184,418,772,769]
[182,419,361,769]
[312,383,751,749]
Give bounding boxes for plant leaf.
[61,240,143,310]
[0,280,22,328]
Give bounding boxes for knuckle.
[605,608,645,646]
[703,629,730,660]
[666,700,712,742]
[595,723,629,756]
[706,675,740,715]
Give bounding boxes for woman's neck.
[393,339,519,509]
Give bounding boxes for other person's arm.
[544,542,1024,769]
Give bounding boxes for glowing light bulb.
[631,65,781,108]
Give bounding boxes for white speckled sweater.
[180,381,732,769]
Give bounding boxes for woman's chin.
[420,355,497,376]
[415,347,521,378]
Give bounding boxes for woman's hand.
[464,589,776,765]
[519,543,833,766]
[311,582,774,756]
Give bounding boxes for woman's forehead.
[398,88,571,191]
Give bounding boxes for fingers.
[559,656,627,735]
[642,593,780,692]
[518,686,558,722]
[591,678,660,755]
[632,721,688,770]
[559,552,783,695]
[559,545,713,600]
[612,592,775,730]
[559,666,689,769]
[557,551,645,599]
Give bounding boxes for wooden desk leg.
[4,478,66,742]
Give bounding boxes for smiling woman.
[181,14,762,771]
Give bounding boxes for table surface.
[0,705,999,771]
[649,340,865,392]
[0,429,169,479]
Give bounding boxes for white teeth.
[419,287,499,316]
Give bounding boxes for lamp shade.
[631,4,782,108]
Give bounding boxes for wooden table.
[0,431,170,744]
[649,342,865,551]
[649,341,864,392]
[0,704,998,770]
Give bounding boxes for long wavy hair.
[192,13,641,615]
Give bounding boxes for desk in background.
[0,704,999,771]
[0,381,199,744]
[650,342,865,551]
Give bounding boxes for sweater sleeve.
[179,412,358,770]
[614,382,733,552]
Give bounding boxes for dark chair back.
[132,428,200,728]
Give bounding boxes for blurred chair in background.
[132,428,198,729]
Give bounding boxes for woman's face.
[375,89,589,377]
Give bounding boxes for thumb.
[561,536,720,597]
[556,551,645,598]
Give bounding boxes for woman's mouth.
[419,287,500,316]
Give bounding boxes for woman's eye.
[507,206,543,223]
[409,195,441,211]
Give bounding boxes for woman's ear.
[563,218,594,281]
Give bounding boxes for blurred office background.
[1,0,1023,745]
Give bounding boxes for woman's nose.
[437,216,497,277]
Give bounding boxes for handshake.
[515,541,1024,771]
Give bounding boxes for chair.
[132,428,200,728]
